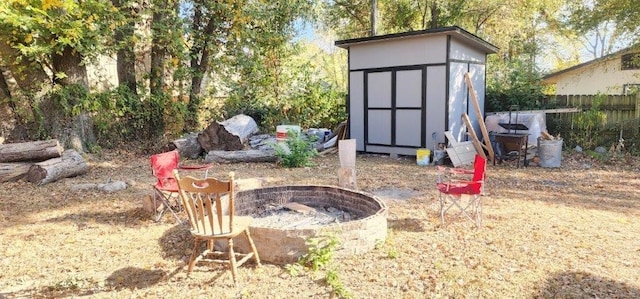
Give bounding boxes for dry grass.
[1,150,639,298]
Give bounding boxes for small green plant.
[326,268,352,299]
[272,129,318,168]
[298,234,340,271]
[48,276,85,291]
[287,234,352,298]
[570,95,607,149]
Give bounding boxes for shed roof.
[334,26,499,54]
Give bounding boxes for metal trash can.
[537,138,563,168]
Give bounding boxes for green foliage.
[272,129,318,168]
[569,95,607,150]
[0,0,118,67]
[325,268,352,299]
[284,234,351,298]
[486,59,545,112]
[297,234,340,271]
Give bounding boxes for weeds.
[272,129,318,168]
[285,234,352,298]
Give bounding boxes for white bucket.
[276,125,301,143]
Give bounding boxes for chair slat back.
[174,170,235,235]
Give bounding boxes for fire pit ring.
[231,185,388,265]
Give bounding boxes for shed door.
[365,67,424,149]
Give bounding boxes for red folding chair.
[436,154,486,228]
[151,150,212,223]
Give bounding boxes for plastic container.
[416,149,431,166]
[276,125,301,143]
[537,138,563,168]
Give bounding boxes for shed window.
[621,53,640,70]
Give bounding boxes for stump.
[198,114,258,151]
[0,139,63,162]
[168,132,203,159]
[26,149,88,185]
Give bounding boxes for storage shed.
[335,26,498,155]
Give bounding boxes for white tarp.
[485,112,547,145]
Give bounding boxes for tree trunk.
[205,150,277,163]
[26,149,88,185]
[429,2,439,29]
[0,139,64,162]
[113,0,138,95]
[0,163,31,183]
[52,45,89,88]
[197,114,259,151]
[149,0,167,95]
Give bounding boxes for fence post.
[636,93,640,119]
[636,93,640,134]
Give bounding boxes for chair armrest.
[177,163,213,170]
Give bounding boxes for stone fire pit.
[232,185,388,265]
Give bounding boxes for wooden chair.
[436,154,486,228]
[173,170,261,285]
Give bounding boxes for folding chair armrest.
[177,163,213,170]
[177,163,214,177]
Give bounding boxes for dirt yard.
[1,150,639,298]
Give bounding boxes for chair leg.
[244,229,261,266]
[227,238,239,285]
[439,193,445,225]
[188,238,201,273]
[153,190,183,224]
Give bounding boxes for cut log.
[197,114,258,151]
[0,139,63,162]
[0,162,31,182]
[26,149,88,185]
[168,132,203,159]
[205,150,277,164]
[541,131,555,140]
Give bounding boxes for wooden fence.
[540,94,640,149]
[541,94,640,125]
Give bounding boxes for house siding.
[551,56,640,95]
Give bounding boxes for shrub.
[272,129,318,168]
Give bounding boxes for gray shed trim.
[335,26,498,54]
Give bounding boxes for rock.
[574,145,582,152]
[594,146,607,154]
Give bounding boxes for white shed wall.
[425,65,447,147]
[349,36,447,70]
[448,62,469,142]
[449,39,487,63]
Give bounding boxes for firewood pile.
[0,139,88,185]
[540,130,562,140]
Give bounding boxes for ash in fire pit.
[253,202,352,228]
[231,185,388,265]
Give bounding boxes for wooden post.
[464,73,494,163]
[461,113,487,161]
[338,139,357,189]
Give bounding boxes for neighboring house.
[542,46,640,95]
